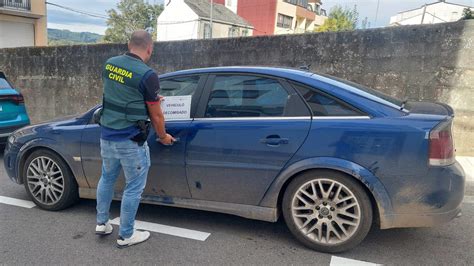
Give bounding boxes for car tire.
[282,170,373,253]
[23,149,79,211]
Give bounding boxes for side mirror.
[92,107,103,124]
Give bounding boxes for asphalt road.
[0,157,473,265]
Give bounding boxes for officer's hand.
[159,133,175,145]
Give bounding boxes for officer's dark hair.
[129,30,153,50]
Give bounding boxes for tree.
[103,0,164,43]
[316,5,359,32]
[461,8,474,20]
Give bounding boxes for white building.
[0,0,47,48]
[157,0,253,41]
[390,0,472,26]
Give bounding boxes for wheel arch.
[259,157,394,229]
[17,139,79,186]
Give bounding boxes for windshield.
[317,73,404,107]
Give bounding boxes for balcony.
[0,0,31,11]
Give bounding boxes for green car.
[0,72,30,143]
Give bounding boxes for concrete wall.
[0,20,473,154]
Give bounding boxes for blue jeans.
[96,139,151,238]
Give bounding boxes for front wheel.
[282,170,373,253]
[23,149,79,210]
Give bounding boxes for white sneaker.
[116,230,150,248]
[95,221,113,235]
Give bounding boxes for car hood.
[10,115,87,145]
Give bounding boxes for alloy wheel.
[291,178,361,245]
[26,156,65,205]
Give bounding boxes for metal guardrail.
[0,0,31,11]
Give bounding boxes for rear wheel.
[23,149,79,210]
[282,170,373,253]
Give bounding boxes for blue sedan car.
[4,67,465,252]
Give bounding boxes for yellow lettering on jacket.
[105,64,133,83]
[108,72,125,84]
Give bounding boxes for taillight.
[0,94,24,105]
[429,120,455,166]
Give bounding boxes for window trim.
[277,13,293,29]
[195,73,310,119]
[289,81,370,118]
[203,23,212,39]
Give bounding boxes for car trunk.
[0,88,22,121]
[405,101,454,117]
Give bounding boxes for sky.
[47,0,474,34]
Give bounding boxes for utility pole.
[210,0,214,39]
[374,0,380,26]
[421,4,427,24]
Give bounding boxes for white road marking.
[110,217,211,241]
[0,196,36,209]
[330,256,381,266]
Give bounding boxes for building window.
[203,23,211,39]
[228,27,239,37]
[2,0,31,10]
[283,0,309,8]
[277,14,293,29]
[242,29,249,36]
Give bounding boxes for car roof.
[159,66,313,79]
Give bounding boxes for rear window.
[292,83,365,117]
[0,78,11,89]
[318,73,404,107]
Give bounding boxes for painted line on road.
[110,217,211,241]
[330,256,381,266]
[0,196,36,209]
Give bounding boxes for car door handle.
[260,136,289,146]
[158,137,180,146]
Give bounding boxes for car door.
[81,74,206,198]
[185,74,312,205]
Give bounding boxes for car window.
[205,75,289,118]
[293,83,364,117]
[317,73,403,107]
[159,76,200,97]
[0,78,11,89]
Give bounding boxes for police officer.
[95,30,175,248]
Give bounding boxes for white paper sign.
[161,95,192,120]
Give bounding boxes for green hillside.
[48,28,103,45]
